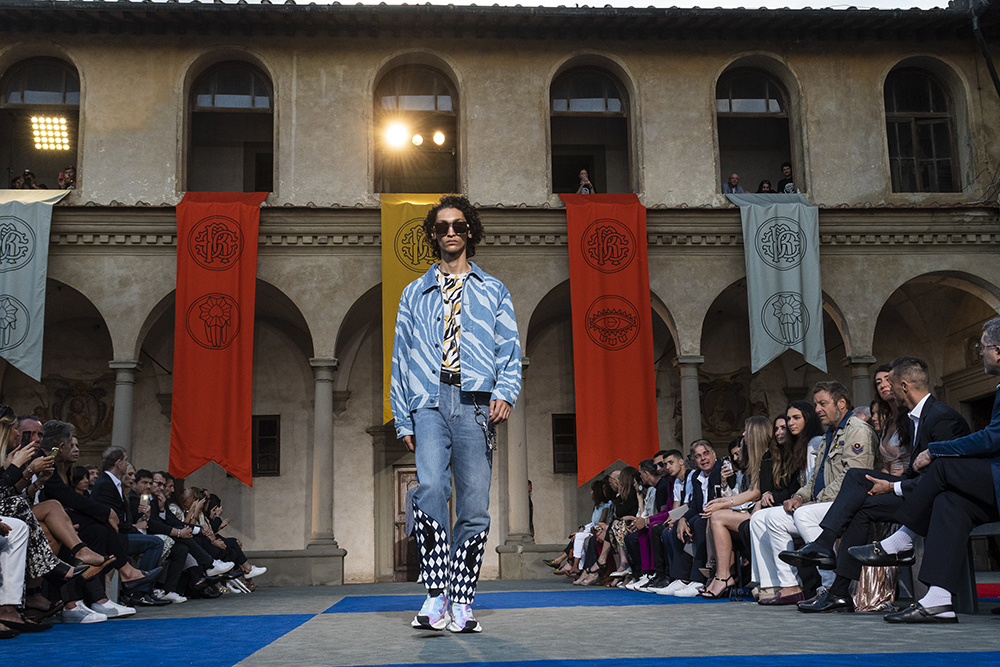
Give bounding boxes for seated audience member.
[777,161,795,193]
[751,383,877,606]
[722,172,744,194]
[91,448,167,607]
[660,440,722,596]
[42,420,164,619]
[70,466,91,496]
[756,180,773,193]
[785,357,970,614]
[1,410,110,629]
[640,449,691,592]
[576,169,596,194]
[574,470,625,585]
[700,417,769,598]
[193,489,266,589]
[547,477,611,577]
[625,452,675,590]
[603,466,644,581]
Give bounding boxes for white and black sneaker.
[411,594,450,631]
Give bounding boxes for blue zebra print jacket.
[390,262,522,438]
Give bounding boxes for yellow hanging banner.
[380,194,444,425]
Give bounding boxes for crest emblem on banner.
[582,218,635,273]
[189,216,244,271]
[586,295,639,350]
[186,293,241,350]
[754,216,805,271]
[0,294,29,350]
[394,217,436,272]
[0,217,36,273]
[761,292,809,345]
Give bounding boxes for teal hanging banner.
[728,193,826,373]
[0,190,68,380]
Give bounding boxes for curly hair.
[422,195,485,260]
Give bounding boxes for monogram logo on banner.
[189,216,244,271]
[0,216,36,273]
[186,293,241,350]
[394,217,436,272]
[0,294,29,350]
[761,292,809,345]
[754,216,805,271]
[582,218,635,273]
[586,295,639,350]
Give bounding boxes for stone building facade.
[1,2,998,584]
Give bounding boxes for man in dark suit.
[661,440,723,596]
[856,319,1000,623]
[785,357,970,613]
[91,447,165,604]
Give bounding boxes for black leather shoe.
[131,593,172,607]
[884,603,958,624]
[779,542,837,570]
[847,542,914,567]
[797,588,854,613]
[122,566,164,593]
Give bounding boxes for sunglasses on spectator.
[434,220,468,236]
[0,404,13,420]
[654,462,666,468]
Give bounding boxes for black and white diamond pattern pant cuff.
[449,528,489,604]
[412,503,450,593]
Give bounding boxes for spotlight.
[411,134,423,146]
[385,123,408,148]
[433,131,445,146]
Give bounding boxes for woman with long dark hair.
[749,400,823,602]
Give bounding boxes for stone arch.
[177,48,278,195]
[333,283,381,401]
[546,52,641,196]
[879,55,973,193]
[713,53,807,194]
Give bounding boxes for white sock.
[918,586,955,617]
[880,526,916,554]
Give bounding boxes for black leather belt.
[439,370,461,386]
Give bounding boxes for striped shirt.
[436,268,467,373]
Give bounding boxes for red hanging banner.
[170,192,268,487]
[561,194,659,485]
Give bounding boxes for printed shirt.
[390,262,522,438]
[436,267,467,373]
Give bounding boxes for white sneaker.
[91,601,136,618]
[160,592,187,603]
[62,602,107,624]
[244,565,267,579]
[207,560,235,576]
[657,579,688,596]
[674,581,705,597]
[626,574,651,591]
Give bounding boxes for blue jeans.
[411,382,493,603]
[127,533,164,572]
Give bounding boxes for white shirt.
[105,469,124,500]
[697,470,710,502]
[895,392,932,496]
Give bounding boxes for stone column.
[673,355,705,447]
[505,357,532,545]
[109,360,141,455]
[844,355,877,410]
[309,358,339,546]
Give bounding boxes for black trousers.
[819,467,905,581]
[624,529,643,574]
[162,542,195,593]
[895,457,999,594]
[650,522,669,576]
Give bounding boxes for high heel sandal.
[577,562,606,586]
[22,587,64,624]
[698,575,735,599]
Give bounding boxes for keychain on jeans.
[472,396,498,451]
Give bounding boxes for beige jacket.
[795,414,877,503]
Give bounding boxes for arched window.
[374,66,457,193]
[884,69,957,193]
[550,68,629,194]
[188,63,273,193]
[1,59,80,190]
[716,69,794,194]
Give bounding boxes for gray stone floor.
[108,576,999,667]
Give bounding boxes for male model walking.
[391,195,521,633]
